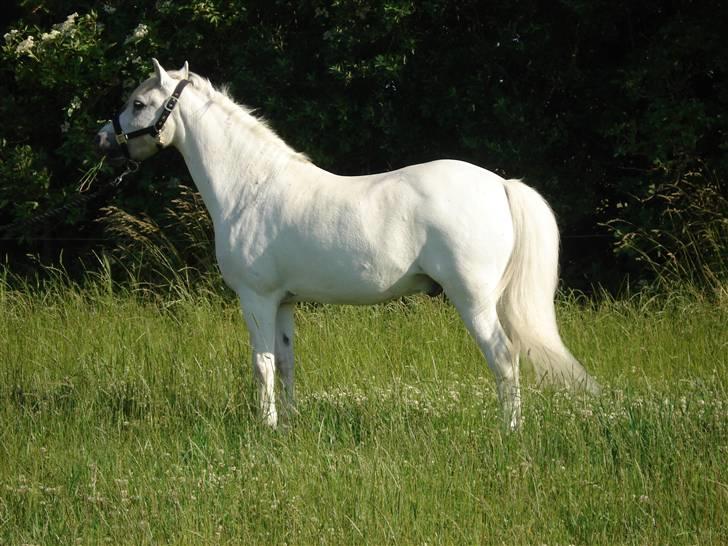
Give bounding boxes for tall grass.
[0,268,726,544]
[607,164,728,299]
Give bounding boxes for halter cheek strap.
[112,79,191,159]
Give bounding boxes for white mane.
[172,69,309,164]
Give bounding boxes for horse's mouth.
[95,129,126,162]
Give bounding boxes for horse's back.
[331,159,511,227]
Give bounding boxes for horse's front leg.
[275,303,296,419]
[239,294,279,427]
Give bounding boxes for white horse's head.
[96,58,190,161]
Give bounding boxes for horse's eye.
[132,100,145,110]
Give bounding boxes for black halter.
[112,79,191,159]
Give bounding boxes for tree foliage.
[1,0,726,290]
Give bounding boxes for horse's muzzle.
[96,124,124,160]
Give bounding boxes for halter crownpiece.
[112,79,191,159]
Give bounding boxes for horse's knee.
[252,352,274,378]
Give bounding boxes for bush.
[1,1,726,291]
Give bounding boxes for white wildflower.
[103,4,117,14]
[15,36,35,55]
[66,96,82,117]
[41,29,61,41]
[59,12,79,32]
[125,23,149,44]
[4,29,19,44]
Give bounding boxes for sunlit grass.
[1,271,726,544]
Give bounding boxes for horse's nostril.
[95,132,110,149]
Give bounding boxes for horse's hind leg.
[447,286,521,429]
[466,305,521,429]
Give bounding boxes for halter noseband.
[112,79,191,159]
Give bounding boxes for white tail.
[498,179,600,394]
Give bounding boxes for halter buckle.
[115,132,129,145]
[164,97,178,111]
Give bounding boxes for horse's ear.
[152,58,172,88]
[180,61,189,80]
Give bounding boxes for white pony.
[97,59,599,429]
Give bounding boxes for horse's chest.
[213,223,278,292]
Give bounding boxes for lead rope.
[0,160,139,238]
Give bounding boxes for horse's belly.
[281,267,436,305]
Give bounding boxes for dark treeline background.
[1,0,726,293]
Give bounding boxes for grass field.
[1,273,726,545]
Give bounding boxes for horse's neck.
[173,97,313,224]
